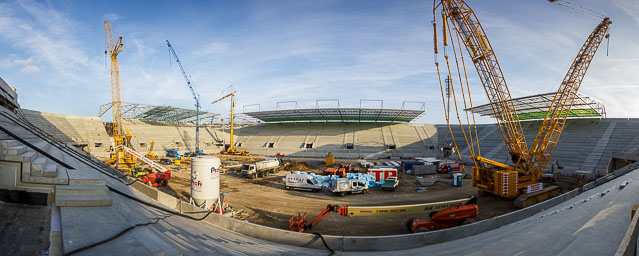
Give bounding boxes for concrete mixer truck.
[241,157,281,179]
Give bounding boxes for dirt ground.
[155,156,524,236]
[107,153,582,236]
[0,201,51,255]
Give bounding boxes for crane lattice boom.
[527,18,612,179]
[441,0,529,168]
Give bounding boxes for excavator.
[289,197,478,233]
[212,85,249,156]
[433,0,611,207]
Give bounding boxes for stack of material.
[413,164,438,175]
[307,172,377,188]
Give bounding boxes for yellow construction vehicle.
[212,85,249,156]
[433,0,610,207]
[104,20,136,167]
[145,141,157,158]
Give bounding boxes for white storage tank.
[191,156,221,209]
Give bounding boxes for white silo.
[190,156,221,209]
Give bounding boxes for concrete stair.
[55,195,112,207]
[0,138,69,185]
[55,184,112,207]
[0,114,113,208]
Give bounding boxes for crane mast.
[105,20,135,165]
[434,0,611,205]
[166,40,202,154]
[212,87,248,156]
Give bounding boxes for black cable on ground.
[107,185,216,221]
[65,214,171,255]
[312,232,335,255]
[63,186,218,256]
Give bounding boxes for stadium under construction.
[1,1,638,255]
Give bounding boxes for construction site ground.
[104,154,582,236]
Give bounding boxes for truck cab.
[381,176,399,191]
[241,164,257,178]
[329,178,368,196]
[285,172,323,192]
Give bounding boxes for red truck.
[439,162,461,173]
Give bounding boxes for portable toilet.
[452,173,463,187]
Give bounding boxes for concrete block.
[19,151,37,161]
[7,145,27,155]
[66,169,106,186]
[55,185,109,196]
[496,208,529,227]
[55,194,112,207]
[0,139,19,154]
[31,156,46,176]
[582,182,597,191]
[43,163,57,178]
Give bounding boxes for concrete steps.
[55,185,109,196]
[55,195,112,207]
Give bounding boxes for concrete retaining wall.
[124,177,581,251]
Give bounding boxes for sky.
[0,0,638,124]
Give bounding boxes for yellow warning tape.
[344,197,473,217]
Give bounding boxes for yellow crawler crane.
[211,85,249,156]
[105,20,136,166]
[433,0,611,207]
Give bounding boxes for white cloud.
[0,59,12,68]
[14,57,34,65]
[0,1,102,86]
[104,13,122,21]
[20,65,40,73]
[611,0,639,24]
[195,42,229,55]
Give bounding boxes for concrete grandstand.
[21,109,639,179]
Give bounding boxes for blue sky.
[0,0,638,124]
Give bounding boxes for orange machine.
[140,170,171,187]
[289,197,477,232]
[406,204,478,232]
[322,163,355,177]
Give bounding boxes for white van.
[285,172,323,192]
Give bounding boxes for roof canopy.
[98,102,216,123]
[466,92,606,120]
[244,108,424,123]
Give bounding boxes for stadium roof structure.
[98,102,217,123]
[466,92,606,120]
[243,100,425,123]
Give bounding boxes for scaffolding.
[466,92,606,120]
[243,100,425,123]
[98,102,217,123]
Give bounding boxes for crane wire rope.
[446,7,481,162]
[434,2,481,170]
[549,0,606,19]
